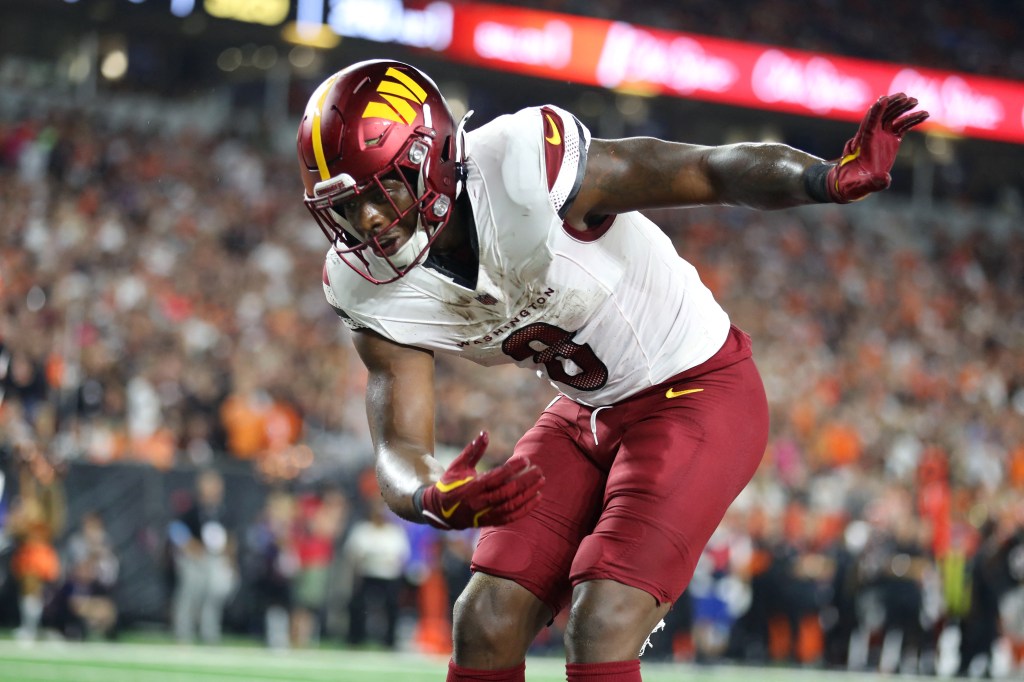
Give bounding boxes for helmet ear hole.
[440,135,452,163]
[399,167,418,184]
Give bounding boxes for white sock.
[20,594,43,635]
[266,606,290,649]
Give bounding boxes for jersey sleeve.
[322,259,365,331]
[490,106,591,221]
[536,105,591,219]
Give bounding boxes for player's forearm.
[375,444,444,522]
[705,142,830,210]
[359,337,442,522]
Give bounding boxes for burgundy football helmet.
[297,60,468,284]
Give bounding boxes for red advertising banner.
[444,3,1024,145]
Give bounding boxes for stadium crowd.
[1,69,1023,676]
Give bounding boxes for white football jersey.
[323,105,730,406]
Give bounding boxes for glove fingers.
[893,111,930,137]
[861,96,888,133]
[488,479,545,514]
[883,96,917,128]
[845,96,886,157]
[450,431,490,470]
[882,92,910,110]
[487,491,543,525]
[473,456,531,487]
[451,472,543,528]
[482,469,545,507]
[475,473,544,509]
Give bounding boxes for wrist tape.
[802,162,836,203]
[412,484,428,516]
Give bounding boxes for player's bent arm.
[564,138,825,227]
[352,330,546,530]
[351,328,444,521]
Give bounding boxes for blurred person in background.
[290,485,347,648]
[246,489,299,650]
[342,496,411,649]
[998,517,1024,675]
[849,488,933,673]
[168,468,238,644]
[987,499,1024,676]
[63,511,119,591]
[49,510,119,640]
[958,517,1006,677]
[3,438,65,642]
[46,553,118,641]
[1,351,48,426]
[297,58,927,682]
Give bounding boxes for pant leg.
[348,578,368,645]
[173,553,208,642]
[381,577,402,648]
[199,555,235,644]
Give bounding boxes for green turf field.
[0,640,929,682]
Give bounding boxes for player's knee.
[451,578,537,667]
[564,602,629,658]
[564,581,667,662]
[452,588,505,650]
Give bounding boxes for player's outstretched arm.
[565,93,928,226]
[352,330,544,528]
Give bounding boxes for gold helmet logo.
[362,67,427,125]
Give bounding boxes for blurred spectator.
[50,510,120,640]
[1,351,47,424]
[168,469,237,644]
[994,502,1024,675]
[342,498,411,649]
[5,461,65,641]
[246,489,299,649]
[959,518,1005,677]
[689,519,752,663]
[46,551,118,641]
[848,487,933,673]
[51,510,119,641]
[219,369,272,462]
[820,520,861,668]
[63,510,119,590]
[290,486,347,648]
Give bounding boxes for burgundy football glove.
[415,431,544,530]
[824,93,929,203]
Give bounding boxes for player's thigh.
[571,357,769,604]
[471,408,606,617]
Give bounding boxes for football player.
[297,60,928,682]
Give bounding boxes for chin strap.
[387,229,430,269]
[454,109,474,198]
[400,108,474,268]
